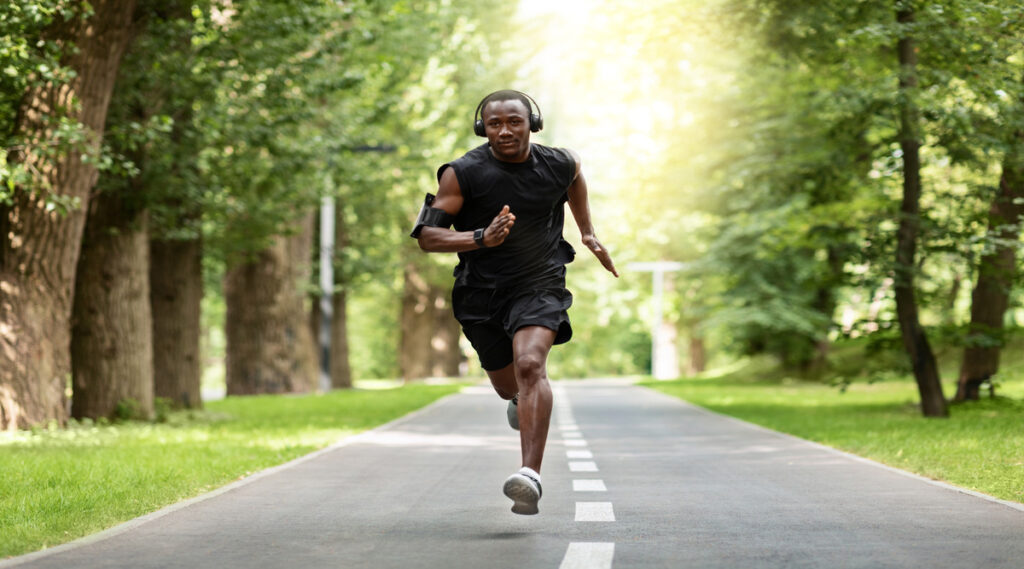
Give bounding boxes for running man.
[411,89,617,514]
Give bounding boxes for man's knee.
[514,352,546,383]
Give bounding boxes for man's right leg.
[487,364,517,401]
[487,364,520,430]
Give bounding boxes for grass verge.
[643,359,1024,505]
[0,382,462,559]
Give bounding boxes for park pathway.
[3,379,1023,568]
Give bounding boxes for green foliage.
[348,271,402,380]
[0,383,462,558]
[97,0,211,238]
[112,398,145,422]
[0,1,89,204]
[664,0,1024,369]
[13,0,1024,388]
[551,267,651,378]
[0,1,79,135]
[152,397,172,423]
[327,0,519,376]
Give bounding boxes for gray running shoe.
[507,395,519,430]
[503,471,542,515]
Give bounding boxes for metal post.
[317,145,394,392]
[319,194,334,392]
[627,261,684,379]
[652,266,664,378]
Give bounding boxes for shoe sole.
[503,474,540,515]
[507,399,519,431]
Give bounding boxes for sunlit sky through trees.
[509,0,720,266]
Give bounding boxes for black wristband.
[473,228,487,248]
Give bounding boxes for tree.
[325,0,517,382]
[71,0,193,420]
[224,218,318,395]
[893,3,947,417]
[144,1,207,409]
[1,0,138,429]
[399,262,460,381]
[198,1,347,396]
[957,109,1024,400]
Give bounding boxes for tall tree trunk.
[894,4,947,417]
[136,0,202,408]
[71,194,154,420]
[400,264,435,382]
[400,263,461,381]
[956,131,1024,401]
[151,237,203,408]
[688,333,706,376]
[432,289,462,377]
[0,0,138,430]
[225,215,318,395]
[330,206,352,388]
[331,287,353,388]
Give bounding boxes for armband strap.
[410,193,455,237]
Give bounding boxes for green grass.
[643,358,1024,505]
[0,383,462,559]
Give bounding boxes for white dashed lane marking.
[555,385,617,568]
[572,479,607,492]
[569,461,599,472]
[558,542,615,569]
[575,502,616,522]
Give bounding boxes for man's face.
[482,99,531,162]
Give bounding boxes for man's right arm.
[417,166,515,252]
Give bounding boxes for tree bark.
[225,215,318,395]
[894,4,947,417]
[400,263,461,381]
[151,237,203,408]
[71,194,154,420]
[687,330,706,376]
[330,205,352,389]
[956,130,1024,401]
[432,287,462,377]
[330,287,353,388]
[134,0,203,408]
[400,265,435,382]
[0,0,138,430]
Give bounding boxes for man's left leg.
[511,325,556,473]
[501,325,555,515]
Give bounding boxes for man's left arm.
[565,148,618,277]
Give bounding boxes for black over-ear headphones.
[473,90,544,137]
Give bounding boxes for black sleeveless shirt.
[438,143,577,288]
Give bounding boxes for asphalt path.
[4,379,1023,568]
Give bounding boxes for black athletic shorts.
[452,282,573,371]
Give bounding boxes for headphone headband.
[473,90,544,137]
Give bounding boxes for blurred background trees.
[2,0,1023,428]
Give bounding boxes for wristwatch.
[473,228,487,248]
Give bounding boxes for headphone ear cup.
[530,113,543,133]
[474,119,486,137]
